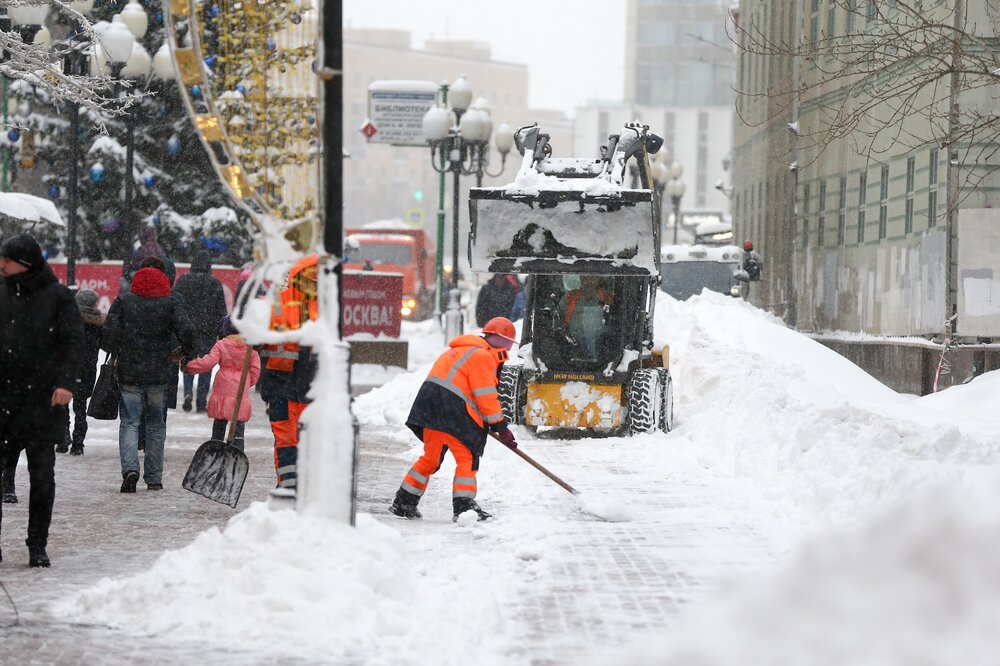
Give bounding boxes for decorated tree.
[9,0,251,265]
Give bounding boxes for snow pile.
[651,290,996,524]
[602,483,1000,666]
[59,504,525,664]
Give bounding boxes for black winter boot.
[183,397,193,412]
[389,489,422,519]
[120,471,139,493]
[27,540,50,568]
[69,445,84,456]
[1,469,16,504]
[453,498,492,522]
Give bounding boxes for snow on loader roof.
[468,124,663,276]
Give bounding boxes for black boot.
[389,489,422,519]
[69,445,84,456]
[453,498,492,522]
[120,471,139,493]
[27,540,50,568]
[56,438,69,454]
[1,469,16,504]
[183,397,193,412]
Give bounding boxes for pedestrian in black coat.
[60,288,103,455]
[475,274,520,327]
[103,267,195,492]
[173,251,227,412]
[0,234,84,567]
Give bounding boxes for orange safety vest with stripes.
[562,287,612,327]
[406,334,509,455]
[262,255,319,373]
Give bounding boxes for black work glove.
[496,427,518,450]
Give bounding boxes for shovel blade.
[182,439,249,508]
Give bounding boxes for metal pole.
[67,103,80,286]
[451,150,461,292]
[434,83,449,317]
[672,196,680,244]
[944,0,964,338]
[124,102,135,251]
[1,77,8,192]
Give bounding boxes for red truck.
[344,227,437,320]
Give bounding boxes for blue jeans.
[119,384,167,484]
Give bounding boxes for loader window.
[345,242,413,266]
[532,274,623,371]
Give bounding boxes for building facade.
[733,0,1000,390]
[343,30,571,271]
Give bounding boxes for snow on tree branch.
[1,0,139,133]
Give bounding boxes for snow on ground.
[61,291,1000,663]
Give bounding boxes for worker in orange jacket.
[390,317,519,522]
[258,254,319,491]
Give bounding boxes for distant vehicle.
[660,244,748,300]
[692,218,733,246]
[344,228,436,320]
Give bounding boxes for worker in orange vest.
[258,254,319,491]
[390,317,519,522]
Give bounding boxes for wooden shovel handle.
[488,431,579,495]
[226,347,254,445]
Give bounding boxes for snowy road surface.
[3,293,1000,664]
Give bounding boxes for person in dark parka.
[103,267,195,493]
[475,274,521,327]
[60,288,103,455]
[0,234,84,567]
[173,250,227,412]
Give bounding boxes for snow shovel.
[489,432,628,522]
[182,347,253,508]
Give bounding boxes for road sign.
[360,121,377,139]
[405,208,425,229]
[366,80,438,147]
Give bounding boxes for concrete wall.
[813,337,1000,396]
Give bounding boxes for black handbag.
[87,352,119,420]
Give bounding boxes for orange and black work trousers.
[268,399,308,489]
[398,428,479,505]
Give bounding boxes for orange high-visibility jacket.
[406,334,508,455]
[262,255,319,373]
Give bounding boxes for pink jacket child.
[185,332,261,450]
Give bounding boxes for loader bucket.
[468,188,658,276]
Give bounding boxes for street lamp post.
[651,156,669,241]
[422,75,513,337]
[667,162,686,244]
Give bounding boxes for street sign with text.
[366,80,438,147]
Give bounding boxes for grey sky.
[343,0,626,116]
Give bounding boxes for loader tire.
[657,368,674,433]
[498,365,524,425]
[627,369,660,435]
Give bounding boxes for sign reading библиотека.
[364,80,438,147]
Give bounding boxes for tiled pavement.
[0,402,787,665]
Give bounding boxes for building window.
[803,183,811,245]
[827,1,836,37]
[838,176,847,245]
[879,164,889,239]
[905,156,915,233]
[818,179,827,246]
[867,0,877,23]
[847,0,856,33]
[857,172,867,243]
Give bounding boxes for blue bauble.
[47,184,60,199]
[204,55,216,68]
[155,11,163,24]
[143,175,155,188]
[166,136,182,156]
[7,129,19,142]
[210,5,221,17]
[236,84,247,96]
[89,165,105,184]
[191,85,202,98]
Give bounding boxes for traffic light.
[413,190,424,203]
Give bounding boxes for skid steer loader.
[468,123,673,435]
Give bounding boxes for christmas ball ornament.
[7,129,19,142]
[89,164,105,184]
[48,184,60,199]
[236,84,247,96]
[190,85,202,98]
[166,135,182,156]
[143,175,155,187]
[100,216,120,234]
[204,55,216,69]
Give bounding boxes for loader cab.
[525,273,650,378]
